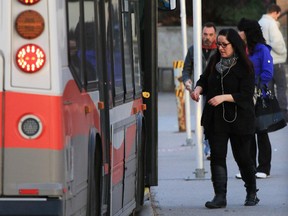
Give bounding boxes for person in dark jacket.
[182,22,217,159]
[237,18,274,179]
[191,28,259,208]
[182,22,217,88]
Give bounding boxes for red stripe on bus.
[0,92,3,149]
[4,81,101,150]
[4,92,65,150]
[63,80,101,135]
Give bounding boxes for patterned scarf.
[216,56,237,74]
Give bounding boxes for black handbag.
[255,86,287,133]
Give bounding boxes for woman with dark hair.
[191,28,259,208]
[237,18,274,180]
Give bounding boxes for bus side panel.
[3,92,64,150]
[0,55,3,195]
[3,149,65,196]
[110,99,143,216]
[2,92,65,195]
[111,125,125,215]
[64,135,89,216]
[123,123,137,211]
[62,80,102,215]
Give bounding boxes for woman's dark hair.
[207,28,254,75]
[237,18,266,54]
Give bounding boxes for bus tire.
[87,129,102,216]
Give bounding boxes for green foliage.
[158,0,275,26]
[212,0,266,25]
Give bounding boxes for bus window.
[121,0,134,101]
[130,0,142,98]
[83,0,98,87]
[104,0,114,108]
[111,0,125,104]
[67,0,82,86]
[67,0,99,90]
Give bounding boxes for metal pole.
[193,0,205,178]
[180,0,193,145]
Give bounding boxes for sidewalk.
[150,92,288,216]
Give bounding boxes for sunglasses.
[216,42,231,48]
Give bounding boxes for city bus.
[0,0,175,215]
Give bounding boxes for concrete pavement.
[146,92,288,216]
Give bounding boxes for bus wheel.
[87,136,102,216]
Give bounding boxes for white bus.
[0,0,175,215]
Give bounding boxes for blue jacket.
[249,43,273,85]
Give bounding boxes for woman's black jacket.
[196,59,256,136]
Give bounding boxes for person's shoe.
[205,153,211,160]
[235,173,242,179]
[244,192,260,206]
[205,195,227,209]
[255,172,269,179]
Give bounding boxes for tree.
[158,0,276,26]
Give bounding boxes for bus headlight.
[18,115,43,139]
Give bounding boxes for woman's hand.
[208,94,234,106]
[191,86,202,102]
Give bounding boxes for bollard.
[173,60,186,132]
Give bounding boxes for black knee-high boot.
[245,185,260,206]
[240,166,260,206]
[205,165,227,209]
